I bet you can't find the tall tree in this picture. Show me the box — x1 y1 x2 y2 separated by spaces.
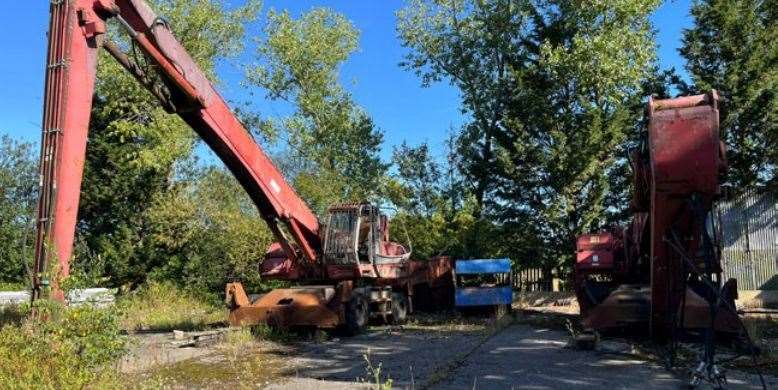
76 0 262 288
680 0 777 187
387 140 489 260
397 0 520 213
142 167 275 296
398 0 660 270
245 8 387 214
390 142 442 216
0 136 37 285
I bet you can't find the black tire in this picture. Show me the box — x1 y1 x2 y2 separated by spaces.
390 292 408 325
344 293 369 335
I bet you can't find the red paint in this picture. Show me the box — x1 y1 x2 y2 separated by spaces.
647 91 722 339
34 1 103 298
575 233 618 270
573 91 735 340
34 0 322 297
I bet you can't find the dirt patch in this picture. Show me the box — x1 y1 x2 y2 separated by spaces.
123 331 294 389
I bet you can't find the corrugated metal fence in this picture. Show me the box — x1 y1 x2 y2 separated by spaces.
715 188 778 290
510 189 777 292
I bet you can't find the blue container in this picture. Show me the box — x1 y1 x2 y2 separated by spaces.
454 258 512 307
455 258 511 274
455 286 513 306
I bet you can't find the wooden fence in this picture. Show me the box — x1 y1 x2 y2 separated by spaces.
513 268 554 292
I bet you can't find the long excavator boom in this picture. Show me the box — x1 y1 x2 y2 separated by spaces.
33 0 321 300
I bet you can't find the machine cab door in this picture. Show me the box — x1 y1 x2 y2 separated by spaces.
321 204 375 276
322 205 361 267
323 203 410 278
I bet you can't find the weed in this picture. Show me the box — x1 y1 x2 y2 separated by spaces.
0 304 26 327
117 281 226 332
0 300 127 389
312 329 329 343
729 315 778 376
225 327 255 346
249 323 294 342
361 350 393 389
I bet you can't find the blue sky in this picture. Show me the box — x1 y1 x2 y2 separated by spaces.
0 0 693 163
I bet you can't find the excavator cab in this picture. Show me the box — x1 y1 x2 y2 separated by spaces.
322 203 410 279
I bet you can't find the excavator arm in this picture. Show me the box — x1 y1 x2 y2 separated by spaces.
33 0 321 300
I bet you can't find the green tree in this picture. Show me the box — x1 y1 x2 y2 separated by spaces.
143 167 275 296
0 136 37 285
397 0 518 213
398 0 660 271
387 140 497 260
390 142 442 216
75 0 262 288
680 0 777 187
245 8 387 214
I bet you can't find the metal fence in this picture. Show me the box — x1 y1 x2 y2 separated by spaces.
510 189 777 292
513 268 553 292
715 188 778 290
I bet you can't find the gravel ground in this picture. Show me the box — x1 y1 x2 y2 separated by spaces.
438 324 775 389
275 325 488 388
272 318 776 389
123 315 776 389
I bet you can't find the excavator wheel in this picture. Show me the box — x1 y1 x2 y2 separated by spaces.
344 293 369 335
390 292 408 325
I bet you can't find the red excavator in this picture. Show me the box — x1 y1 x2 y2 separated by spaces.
32 0 453 334
574 91 762 386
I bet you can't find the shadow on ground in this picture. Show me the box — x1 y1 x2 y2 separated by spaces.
284 321 490 387
282 316 776 389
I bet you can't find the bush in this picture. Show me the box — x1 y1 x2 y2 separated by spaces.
117 281 226 332
0 304 26 328
0 282 26 291
0 301 126 389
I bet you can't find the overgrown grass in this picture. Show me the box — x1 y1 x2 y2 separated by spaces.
735 315 778 376
127 327 289 388
0 281 26 291
224 326 255 346
0 304 27 327
0 301 127 389
117 281 226 332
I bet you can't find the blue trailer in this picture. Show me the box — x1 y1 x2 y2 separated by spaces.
454 258 512 312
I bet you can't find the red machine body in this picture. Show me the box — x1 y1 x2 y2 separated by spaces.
32 0 452 331
574 91 739 340
575 233 618 272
